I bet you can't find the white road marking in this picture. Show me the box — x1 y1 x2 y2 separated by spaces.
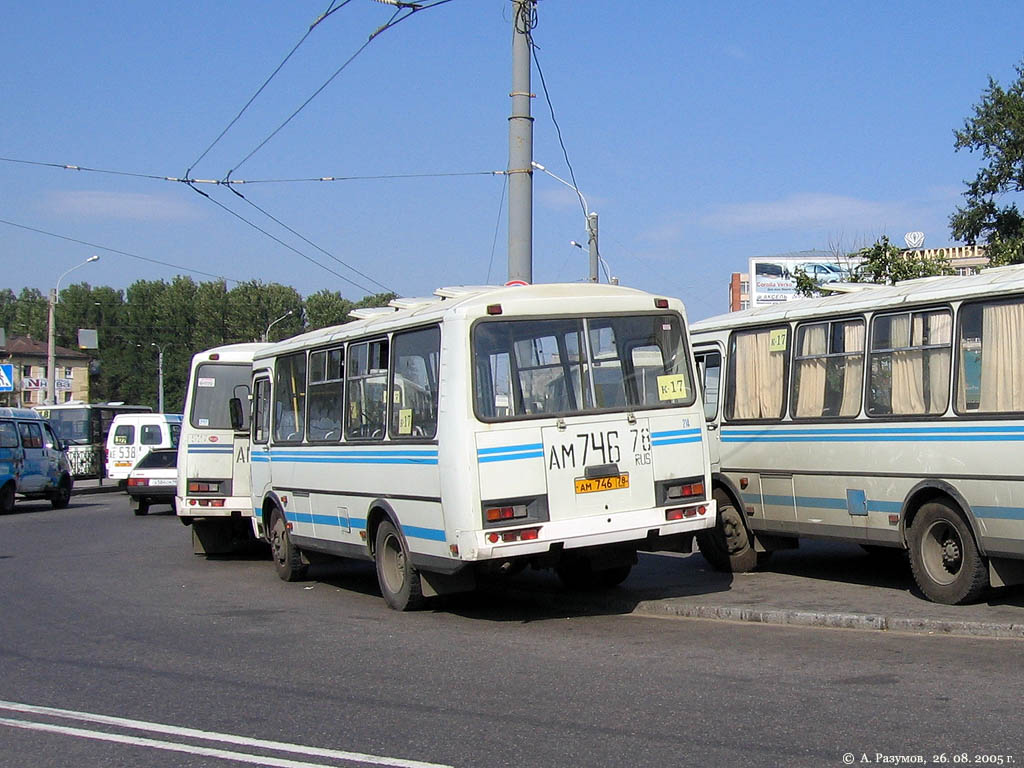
0 700 453 768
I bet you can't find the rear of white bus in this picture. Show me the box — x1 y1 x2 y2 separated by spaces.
177 348 258 554
458 291 715 584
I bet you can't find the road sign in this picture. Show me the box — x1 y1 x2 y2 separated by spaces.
0 364 13 392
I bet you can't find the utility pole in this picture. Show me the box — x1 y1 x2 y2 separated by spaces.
587 212 599 283
507 0 535 284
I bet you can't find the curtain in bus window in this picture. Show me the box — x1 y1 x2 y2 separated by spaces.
979 301 1024 412
839 322 865 416
890 314 925 414
732 329 785 419
794 324 827 418
922 312 951 414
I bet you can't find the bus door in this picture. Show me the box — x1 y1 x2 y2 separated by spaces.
249 376 272 516
694 347 722 468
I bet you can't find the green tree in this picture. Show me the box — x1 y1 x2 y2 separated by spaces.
950 62 1024 265
304 289 354 331
850 236 954 285
13 288 47 340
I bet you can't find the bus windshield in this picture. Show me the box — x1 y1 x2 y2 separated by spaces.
40 407 92 444
473 313 695 421
190 363 252 430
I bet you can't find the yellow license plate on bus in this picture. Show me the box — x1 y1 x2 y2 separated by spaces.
574 474 630 494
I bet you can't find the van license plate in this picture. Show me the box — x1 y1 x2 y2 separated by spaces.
574 474 630 494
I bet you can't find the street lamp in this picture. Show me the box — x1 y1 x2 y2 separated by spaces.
263 309 294 342
532 162 602 283
47 255 99 405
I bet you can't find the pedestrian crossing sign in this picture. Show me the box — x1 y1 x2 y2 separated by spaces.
0 364 13 392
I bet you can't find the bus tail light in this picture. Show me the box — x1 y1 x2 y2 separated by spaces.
666 481 705 500
189 481 221 493
486 527 541 544
666 505 707 521
485 504 528 523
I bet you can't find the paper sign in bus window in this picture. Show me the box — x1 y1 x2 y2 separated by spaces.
656 374 689 401
398 409 413 435
769 328 788 352
197 377 216 388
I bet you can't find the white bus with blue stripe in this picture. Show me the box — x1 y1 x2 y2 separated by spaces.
245 284 714 610
690 264 1024 604
177 342 270 554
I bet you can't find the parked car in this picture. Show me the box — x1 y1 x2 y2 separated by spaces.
125 448 178 516
106 413 182 483
0 407 73 513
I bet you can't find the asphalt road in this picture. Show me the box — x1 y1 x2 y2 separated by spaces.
2 495 1024 768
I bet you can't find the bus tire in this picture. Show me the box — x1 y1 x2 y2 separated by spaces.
908 501 988 605
697 489 759 572
0 482 14 514
374 520 424 611
50 477 72 510
270 508 307 582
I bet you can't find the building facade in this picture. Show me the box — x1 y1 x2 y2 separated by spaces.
0 335 91 407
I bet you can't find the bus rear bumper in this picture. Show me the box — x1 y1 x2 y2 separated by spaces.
176 495 255 520
457 500 716 561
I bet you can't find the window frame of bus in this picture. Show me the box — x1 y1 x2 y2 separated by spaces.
388 325 441 442
790 316 866 421
694 347 723 423
306 344 345 443
865 305 953 419
272 352 308 444
953 296 1024 418
345 337 390 441
251 376 272 445
470 311 697 424
723 324 792 423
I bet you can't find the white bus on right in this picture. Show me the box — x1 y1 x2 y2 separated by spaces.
690 264 1024 604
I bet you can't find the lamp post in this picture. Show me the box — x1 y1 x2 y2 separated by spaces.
263 309 294 342
151 343 166 413
532 162 601 282
48 255 99 405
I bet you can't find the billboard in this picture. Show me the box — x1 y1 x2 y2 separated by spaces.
749 251 859 307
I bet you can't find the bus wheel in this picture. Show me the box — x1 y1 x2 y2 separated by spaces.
375 520 424 611
697 490 758 572
51 477 72 510
908 502 988 605
0 483 14 514
270 508 307 582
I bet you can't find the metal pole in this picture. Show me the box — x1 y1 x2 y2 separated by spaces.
157 347 164 413
46 288 56 405
587 212 599 283
507 0 534 284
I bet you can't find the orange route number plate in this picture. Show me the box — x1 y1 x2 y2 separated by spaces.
574 474 630 494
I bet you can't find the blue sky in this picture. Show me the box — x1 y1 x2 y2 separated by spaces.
2 0 1022 320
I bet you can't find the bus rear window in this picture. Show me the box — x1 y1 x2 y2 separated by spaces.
473 314 693 421
190 363 253 430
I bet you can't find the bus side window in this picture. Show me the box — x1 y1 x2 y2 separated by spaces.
252 378 272 445
273 352 307 443
389 327 440 440
695 350 721 422
726 326 790 421
346 339 389 440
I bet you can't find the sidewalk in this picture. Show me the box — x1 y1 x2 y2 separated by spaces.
501 541 1024 638
71 477 123 495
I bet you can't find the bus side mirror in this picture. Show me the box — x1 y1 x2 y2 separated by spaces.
229 398 245 432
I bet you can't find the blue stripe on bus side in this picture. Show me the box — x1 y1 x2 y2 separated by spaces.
722 425 1024 443
477 443 544 463
286 512 438 539
186 445 233 453
744 493 1024 520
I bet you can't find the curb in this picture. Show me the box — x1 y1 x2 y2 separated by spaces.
506 587 1024 639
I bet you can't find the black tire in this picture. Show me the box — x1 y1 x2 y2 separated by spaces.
908 501 988 605
697 489 759 572
51 477 72 510
555 557 632 591
133 499 149 516
269 507 307 582
374 520 424 611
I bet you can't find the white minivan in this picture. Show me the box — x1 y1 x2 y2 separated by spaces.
106 413 182 481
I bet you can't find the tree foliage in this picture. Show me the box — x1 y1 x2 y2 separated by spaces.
950 62 1024 265
849 236 954 285
1 279 395 413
